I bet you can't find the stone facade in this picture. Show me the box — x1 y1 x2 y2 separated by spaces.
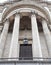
0 0 51 61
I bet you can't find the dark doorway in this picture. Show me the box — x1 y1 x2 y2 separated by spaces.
19 44 33 60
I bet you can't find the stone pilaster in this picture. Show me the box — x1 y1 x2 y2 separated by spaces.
9 14 20 59
31 14 42 59
0 20 9 58
42 20 51 57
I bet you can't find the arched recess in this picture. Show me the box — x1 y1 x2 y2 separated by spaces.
1 1 51 23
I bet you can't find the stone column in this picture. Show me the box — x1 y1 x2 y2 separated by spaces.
31 14 42 59
9 14 20 59
0 20 9 58
42 20 51 57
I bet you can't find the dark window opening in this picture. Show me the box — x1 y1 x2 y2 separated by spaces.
8 19 14 33
19 44 33 60
37 19 43 32
20 16 31 30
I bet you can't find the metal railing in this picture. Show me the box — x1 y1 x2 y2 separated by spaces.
0 57 51 65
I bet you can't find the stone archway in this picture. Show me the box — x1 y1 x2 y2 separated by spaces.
2 0 50 23
0 0 51 59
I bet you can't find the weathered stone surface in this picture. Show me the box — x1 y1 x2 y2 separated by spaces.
9 14 20 59
31 14 42 58
42 20 51 57
0 20 9 58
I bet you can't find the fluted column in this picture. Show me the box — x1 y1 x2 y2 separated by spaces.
31 14 42 59
0 20 9 58
9 14 20 59
42 20 51 57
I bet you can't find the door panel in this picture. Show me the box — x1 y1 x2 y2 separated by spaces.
19 44 33 60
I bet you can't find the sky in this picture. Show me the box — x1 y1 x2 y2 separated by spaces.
0 0 51 3
48 0 51 1
0 0 7 3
